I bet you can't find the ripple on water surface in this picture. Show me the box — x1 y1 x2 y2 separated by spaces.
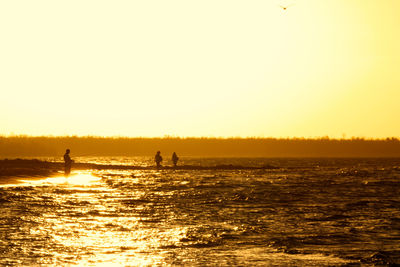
1 158 400 266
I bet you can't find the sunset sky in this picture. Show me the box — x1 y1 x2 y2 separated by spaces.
1 0 399 138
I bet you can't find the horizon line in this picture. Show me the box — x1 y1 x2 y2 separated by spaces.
1 134 399 141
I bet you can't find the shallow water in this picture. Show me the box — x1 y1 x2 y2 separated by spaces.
1 158 400 266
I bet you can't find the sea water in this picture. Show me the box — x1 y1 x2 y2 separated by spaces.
0 157 399 266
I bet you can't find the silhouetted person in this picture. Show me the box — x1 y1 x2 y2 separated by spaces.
172 152 179 167
155 151 163 167
64 149 73 176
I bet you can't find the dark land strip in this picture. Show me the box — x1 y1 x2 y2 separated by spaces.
0 159 278 181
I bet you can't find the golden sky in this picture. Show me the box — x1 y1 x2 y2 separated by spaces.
1 0 399 138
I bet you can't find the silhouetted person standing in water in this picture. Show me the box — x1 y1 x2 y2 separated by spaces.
155 151 163 167
172 152 179 167
64 149 73 176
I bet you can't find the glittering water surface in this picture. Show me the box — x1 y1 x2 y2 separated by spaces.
1 158 400 266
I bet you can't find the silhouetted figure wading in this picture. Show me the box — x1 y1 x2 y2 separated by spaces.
155 151 163 167
172 152 179 167
64 149 74 176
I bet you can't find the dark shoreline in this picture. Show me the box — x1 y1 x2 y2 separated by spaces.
0 159 278 181
0 159 60 182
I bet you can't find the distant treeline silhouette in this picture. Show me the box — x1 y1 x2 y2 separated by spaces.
0 136 399 157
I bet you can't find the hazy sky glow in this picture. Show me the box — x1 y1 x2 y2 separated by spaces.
1 0 399 138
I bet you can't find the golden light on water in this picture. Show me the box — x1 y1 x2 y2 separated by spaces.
1 158 396 265
11 171 192 265
19 173 101 186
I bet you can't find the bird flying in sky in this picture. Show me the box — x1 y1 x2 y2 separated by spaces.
279 4 294 11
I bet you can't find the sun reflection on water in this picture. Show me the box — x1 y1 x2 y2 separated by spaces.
42 216 187 265
22 173 100 186
2 158 397 266
12 170 190 266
